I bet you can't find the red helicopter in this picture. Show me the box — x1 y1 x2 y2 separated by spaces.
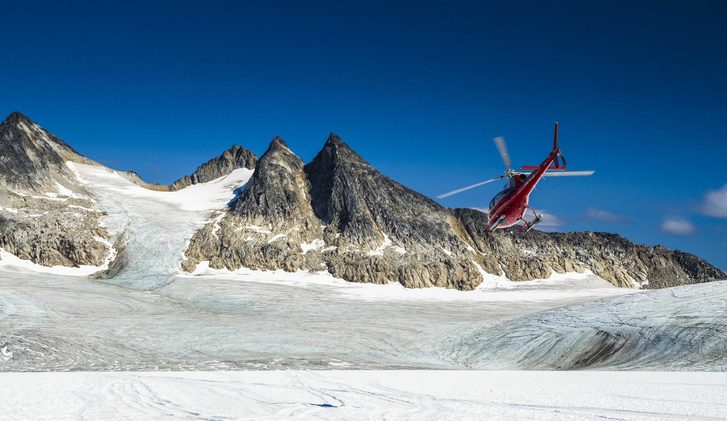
438 123 594 232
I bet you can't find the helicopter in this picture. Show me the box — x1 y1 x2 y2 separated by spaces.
438 123 594 232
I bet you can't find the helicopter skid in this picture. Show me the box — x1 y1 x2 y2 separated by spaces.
519 208 543 233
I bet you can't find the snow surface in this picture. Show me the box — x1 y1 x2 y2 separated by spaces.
185 264 635 302
1 160 726 418
0 164 253 279
63 162 253 287
0 262 638 371
442 279 727 371
1 371 726 420
0 247 116 277
3 160 721 373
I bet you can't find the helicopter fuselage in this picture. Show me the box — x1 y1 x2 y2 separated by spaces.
486 144 561 230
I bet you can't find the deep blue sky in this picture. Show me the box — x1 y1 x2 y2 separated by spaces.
2 0 726 269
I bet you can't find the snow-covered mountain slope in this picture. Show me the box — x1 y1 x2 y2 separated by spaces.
0 112 113 270
3 370 726 420
66 162 253 289
441 279 727 370
170 144 256 190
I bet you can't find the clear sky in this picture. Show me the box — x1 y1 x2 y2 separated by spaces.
2 0 726 269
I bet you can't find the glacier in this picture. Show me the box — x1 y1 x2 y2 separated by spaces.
1 161 726 419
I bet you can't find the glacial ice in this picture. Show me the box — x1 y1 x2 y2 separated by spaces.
0 161 724 374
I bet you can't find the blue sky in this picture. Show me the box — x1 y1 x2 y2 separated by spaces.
2 0 726 269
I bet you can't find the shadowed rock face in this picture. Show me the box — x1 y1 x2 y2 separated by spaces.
305 134 482 288
0 112 92 193
0 112 111 268
170 145 256 191
182 133 726 289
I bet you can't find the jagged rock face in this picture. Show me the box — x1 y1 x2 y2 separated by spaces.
0 112 112 269
231 138 312 223
454 208 726 288
304 134 483 288
0 204 110 267
181 137 323 273
182 134 493 289
170 145 256 190
0 112 92 193
183 134 485 289
182 133 725 290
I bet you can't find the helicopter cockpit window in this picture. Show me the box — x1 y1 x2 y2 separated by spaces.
489 188 511 209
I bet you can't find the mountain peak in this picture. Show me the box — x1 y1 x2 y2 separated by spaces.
169 143 257 190
230 135 316 227
313 133 371 170
267 136 290 152
325 132 345 146
1 111 33 127
0 111 91 191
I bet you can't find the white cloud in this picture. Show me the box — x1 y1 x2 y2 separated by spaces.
660 216 696 235
468 207 562 232
585 207 629 223
535 210 563 232
702 183 727 218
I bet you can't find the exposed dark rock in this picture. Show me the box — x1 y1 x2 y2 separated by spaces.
0 112 112 269
182 133 725 290
304 133 482 288
181 137 322 273
170 145 256 190
3 112 720 288
0 112 91 193
454 208 725 288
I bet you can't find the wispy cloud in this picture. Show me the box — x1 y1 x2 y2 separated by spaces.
585 207 630 223
701 183 727 218
660 216 696 235
468 207 563 232
536 210 563 232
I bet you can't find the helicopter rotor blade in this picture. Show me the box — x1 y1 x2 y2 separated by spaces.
541 170 595 177
493 136 511 171
436 176 505 199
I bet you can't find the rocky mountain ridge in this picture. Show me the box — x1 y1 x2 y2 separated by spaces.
181 133 726 290
0 112 111 268
0 112 723 288
170 145 256 190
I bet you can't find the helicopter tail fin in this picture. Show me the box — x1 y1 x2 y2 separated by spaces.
521 121 565 171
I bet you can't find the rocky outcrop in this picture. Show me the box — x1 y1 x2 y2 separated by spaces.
181 137 323 273
181 133 726 289
117 170 171 192
182 134 484 288
3 112 720 287
454 208 725 288
0 112 93 193
304 133 483 288
0 112 112 269
170 145 256 190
